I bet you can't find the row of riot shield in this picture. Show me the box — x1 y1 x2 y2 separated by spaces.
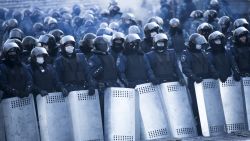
1 77 249 141
37 91 103 141
194 77 250 137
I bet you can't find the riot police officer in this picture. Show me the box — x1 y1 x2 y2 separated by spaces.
110 32 125 62
21 36 37 64
145 33 185 85
181 33 218 135
88 36 120 92
79 33 96 60
218 16 233 45
49 29 64 45
207 31 241 82
0 42 33 99
117 34 148 88
203 10 220 30
88 36 120 122
9 28 24 41
197 22 214 43
28 47 67 96
233 18 249 30
231 27 250 77
141 22 160 53
189 10 203 35
55 35 95 96
168 18 188 58
38 34 59 64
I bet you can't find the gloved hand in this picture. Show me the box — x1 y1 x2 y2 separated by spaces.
88 87 95 96
179 78 186 86
151 78 160 85
40 90 48 97
233 72 241 81
61 88 68 97
190 75 202 83
220 75 228 82
6 87 19 96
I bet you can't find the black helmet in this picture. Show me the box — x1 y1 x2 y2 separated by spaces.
112 32 125 45
197 22 214 39
169 18 180 27
233 27 249 45
190 10 203 19
33 22 44 32
93 36 109 54
9 28 24 40
218 16 231 31
147 16 164 27
3 42 21 57
22 36 37 52
38 34 57 51
49 29 64 43
31 47 48 58
124 34 141 52
3 19 18 31
144 22 159 38
233 18 249 29
5 38 23 52
203 10 217 22
60 35 76 46
188 33 208 51
208 31 226 51
153 33 168 51
79 33 96 53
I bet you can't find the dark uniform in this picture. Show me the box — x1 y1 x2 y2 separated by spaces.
207 31 241 82
181 33 218 135
110 32 125 62
79 33 96 60
231 27 250 77
0 42 32 99
117 34 149 88
141 22 160 53
55 35 95 96
27 47 66 97
145 33 185 85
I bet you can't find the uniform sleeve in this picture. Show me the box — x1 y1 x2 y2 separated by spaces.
88 55 103 79
173 52 184 80
116 54 127 81
144 53 157 81
181 51 195 78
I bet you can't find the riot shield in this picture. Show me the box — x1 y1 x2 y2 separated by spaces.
0 102 5 141
135 83 171 140
159 82 198 138
2 94 40 141
67 90 104 141
194 79 226 137
36 92 74 141
104 87 138 141
219 77 247 133
242 77 250 131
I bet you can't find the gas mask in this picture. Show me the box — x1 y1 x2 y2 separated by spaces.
65 45 74 54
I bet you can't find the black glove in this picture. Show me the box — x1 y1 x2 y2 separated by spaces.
40 90 48 97
151 78 160 85
179 78 186 86
61 88 68 97
220 75 228 83
233 72 241 81
5 87 19 96
190 75 202 83
212 73 219 80
88 87 95 96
